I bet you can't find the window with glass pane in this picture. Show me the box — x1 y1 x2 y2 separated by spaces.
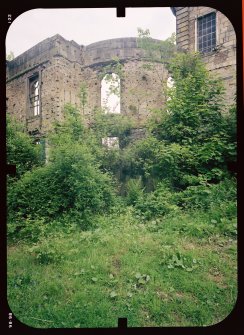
197 12 216 53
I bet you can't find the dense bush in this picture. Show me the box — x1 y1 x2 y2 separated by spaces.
8 143 116 224
125 177 144 205
133 137 198 189
7 114 42 179
8 106 117 238
129 176 236 223
125 53 237 189
135 181 179 220
174 177 237 215
90 109 135 142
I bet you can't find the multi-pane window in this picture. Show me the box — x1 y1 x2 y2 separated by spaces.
101 73 120 113
197 12 216 53
29 74 40 116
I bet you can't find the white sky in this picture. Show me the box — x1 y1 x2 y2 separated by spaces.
6 7 176 58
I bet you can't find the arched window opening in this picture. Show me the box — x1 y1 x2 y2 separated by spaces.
101 73 120 114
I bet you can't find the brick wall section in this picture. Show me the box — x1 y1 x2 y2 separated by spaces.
6 35 168 135
173 6 236 106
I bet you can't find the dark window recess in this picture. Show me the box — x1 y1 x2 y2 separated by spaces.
197 12 216 53
29 74 40 116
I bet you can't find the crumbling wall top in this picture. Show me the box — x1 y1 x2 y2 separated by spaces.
6 35 163 79
6 34 84 80
84 37 162 66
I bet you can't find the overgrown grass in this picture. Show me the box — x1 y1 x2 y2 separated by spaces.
7 206 237 328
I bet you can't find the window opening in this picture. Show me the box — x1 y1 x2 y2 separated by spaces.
101 73 120 113
29 74 40 116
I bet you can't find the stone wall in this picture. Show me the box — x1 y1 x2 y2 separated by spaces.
173 6 236 106
6 55 82 135
6 34 83 80
6 35 168 136
84 38 144 66
120 60 167 122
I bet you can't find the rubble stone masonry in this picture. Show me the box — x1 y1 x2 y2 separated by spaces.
6 34 167 136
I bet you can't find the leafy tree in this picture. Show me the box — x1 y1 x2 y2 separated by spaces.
90 109 135 144
130 52 236 188
153 52 225 144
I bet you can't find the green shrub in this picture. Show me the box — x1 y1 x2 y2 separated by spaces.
174 178 236 213
28 239 63 265
125 177 144 205
135 182 179 220
145 53 236 187
8 143 116 234
7 216 46 243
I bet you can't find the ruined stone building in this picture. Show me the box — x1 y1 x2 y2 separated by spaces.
6 7 236 147
171 6 236 105
6 35 168 142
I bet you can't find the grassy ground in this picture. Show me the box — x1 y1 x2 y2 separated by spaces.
7 208 237 328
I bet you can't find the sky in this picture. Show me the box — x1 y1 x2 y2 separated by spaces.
6 8 176 58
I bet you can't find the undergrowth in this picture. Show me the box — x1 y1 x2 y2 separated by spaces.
8 197 237 327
